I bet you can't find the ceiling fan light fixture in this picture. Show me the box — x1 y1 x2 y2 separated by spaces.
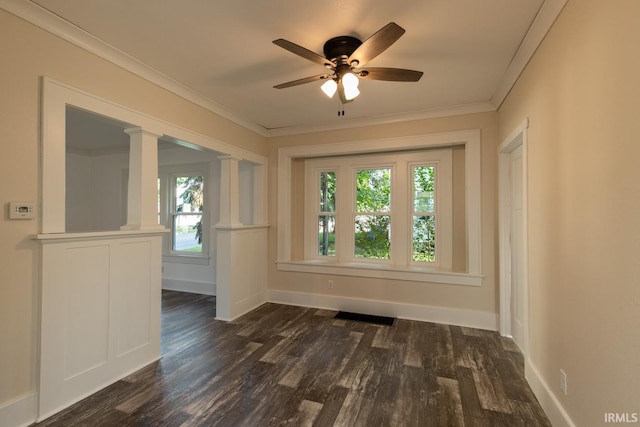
273 23 421 107
341 72 360 100
343 85 360 101
321 79 338 98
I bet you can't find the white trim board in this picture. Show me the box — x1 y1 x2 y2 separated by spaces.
0 392 36 427
526 360 576 427
162 278 216 296
40 77 268 233
498 118 530 356
267 289 498 331
491 0 569 108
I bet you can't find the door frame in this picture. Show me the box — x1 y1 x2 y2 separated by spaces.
498 118 530 355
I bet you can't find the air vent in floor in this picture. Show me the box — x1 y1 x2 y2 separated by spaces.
334 311 396 326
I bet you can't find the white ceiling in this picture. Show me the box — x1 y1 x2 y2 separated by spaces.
21 0 564 135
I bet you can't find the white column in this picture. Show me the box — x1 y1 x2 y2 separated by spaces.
217 155 242 227
122 128 164 230
252 163 267 225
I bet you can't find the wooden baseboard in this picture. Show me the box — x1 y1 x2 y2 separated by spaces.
267 289 498 331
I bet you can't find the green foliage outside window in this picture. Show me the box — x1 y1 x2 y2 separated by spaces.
355 169 391 259
176 176 204 249
413 166 436 262
318 172 336 256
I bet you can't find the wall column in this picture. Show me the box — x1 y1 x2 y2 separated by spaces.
215 155 267 321
122 127 164 230
217 155 242 227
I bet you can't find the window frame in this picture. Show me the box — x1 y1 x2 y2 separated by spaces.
316 169 338 257
304 150 452 269
352 164 393 264
158 163 209 263
279 130 483 287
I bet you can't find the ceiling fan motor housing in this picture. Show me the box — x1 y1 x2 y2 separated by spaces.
323 36 362 65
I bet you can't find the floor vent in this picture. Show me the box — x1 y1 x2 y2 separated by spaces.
334 311 396 326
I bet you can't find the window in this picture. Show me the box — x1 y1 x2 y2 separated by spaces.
158 164 209 261
278 130 482 286
304 150 452 269
354 168 391 260
171 175 204 253
412 165 436 263
317 171 336 256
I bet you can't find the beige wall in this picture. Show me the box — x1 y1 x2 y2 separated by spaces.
498 0 640 425
0 9 266 406
9 1 639 423
267 112 499 313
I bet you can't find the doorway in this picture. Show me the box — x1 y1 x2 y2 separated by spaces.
499 119 529 354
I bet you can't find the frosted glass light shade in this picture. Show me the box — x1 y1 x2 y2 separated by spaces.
321 79 338 98
342 72 360 100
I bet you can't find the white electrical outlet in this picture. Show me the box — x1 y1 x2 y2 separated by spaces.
560 369 568 395
327 280 334 289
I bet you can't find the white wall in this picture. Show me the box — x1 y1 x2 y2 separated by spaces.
65 152 93 231
66 151 129 232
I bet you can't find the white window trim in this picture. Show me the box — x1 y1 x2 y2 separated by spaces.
304 150 453 269
277 130 483 286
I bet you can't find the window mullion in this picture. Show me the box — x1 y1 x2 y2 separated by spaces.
303 166 316 259
393 162 408 265
336 165 351 262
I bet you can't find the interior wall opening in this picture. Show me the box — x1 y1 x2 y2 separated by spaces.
64 106 222 344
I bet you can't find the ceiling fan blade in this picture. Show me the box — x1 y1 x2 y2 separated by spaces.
357 67 423 82
348 22 405 68
274 74 332 89
273 39 332 67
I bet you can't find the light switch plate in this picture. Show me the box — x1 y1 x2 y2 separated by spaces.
9 202 36 219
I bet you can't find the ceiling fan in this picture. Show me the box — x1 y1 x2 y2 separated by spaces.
273 22 423 105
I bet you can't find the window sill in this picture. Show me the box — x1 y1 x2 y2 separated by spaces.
276 260 483 286
163 254 210 265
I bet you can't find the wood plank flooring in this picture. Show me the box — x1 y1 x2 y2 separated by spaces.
35 291 550 426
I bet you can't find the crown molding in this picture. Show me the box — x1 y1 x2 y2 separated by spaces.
0 0 270 136
2 0 567 138
492 0 569 108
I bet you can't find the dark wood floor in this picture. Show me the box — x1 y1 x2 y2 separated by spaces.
35 291 550 426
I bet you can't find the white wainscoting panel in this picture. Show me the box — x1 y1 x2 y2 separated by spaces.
37 233 163 421
63 244 111 380
216 226 268 321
